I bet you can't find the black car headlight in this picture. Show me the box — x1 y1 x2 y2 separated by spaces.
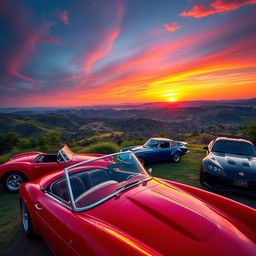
207 164 225 176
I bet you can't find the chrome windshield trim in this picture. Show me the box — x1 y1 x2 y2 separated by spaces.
45 192 72 211
73 177 152 212
64 151 149 212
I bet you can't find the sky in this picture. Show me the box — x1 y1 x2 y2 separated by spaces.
0 0 256 107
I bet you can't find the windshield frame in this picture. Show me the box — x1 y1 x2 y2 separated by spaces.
57 145 74 163
144 139 160 149
64 152 151 212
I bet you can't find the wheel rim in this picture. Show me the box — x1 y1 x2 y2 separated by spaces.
6 174 23 191
173 153 180 162
21 202 29 232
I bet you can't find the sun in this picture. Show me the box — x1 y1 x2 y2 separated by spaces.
168 97 176 103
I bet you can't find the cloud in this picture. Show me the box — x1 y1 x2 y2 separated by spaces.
180 0 256 18
70 0 125 88
1 6 65 89
56 10 69 25
40 35 65 44
163 22 181 32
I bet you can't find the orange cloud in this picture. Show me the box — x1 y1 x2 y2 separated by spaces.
57 10 69 25
163 22 181 32
73 0 125 88
6 34 42 88
180 0 256 18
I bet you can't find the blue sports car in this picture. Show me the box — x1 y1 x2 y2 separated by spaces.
121 138 189 165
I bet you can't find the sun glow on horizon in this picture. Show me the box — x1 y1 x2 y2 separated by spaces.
168 97 177 102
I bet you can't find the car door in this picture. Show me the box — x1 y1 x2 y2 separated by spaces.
156 142 172 161
32 161 70 180
33 191 77 255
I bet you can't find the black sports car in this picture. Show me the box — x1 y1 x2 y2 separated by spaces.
200 137 256 196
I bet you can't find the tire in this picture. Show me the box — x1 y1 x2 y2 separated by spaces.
3 171 27 193
20 199 34 237
172 152 181 163
199 170 205 186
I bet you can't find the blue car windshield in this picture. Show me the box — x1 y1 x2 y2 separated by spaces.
144 139 159 149
212 141 256 156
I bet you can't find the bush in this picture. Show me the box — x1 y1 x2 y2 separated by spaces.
199 133 214 145
79 142 120 154
244 124 256 144
120 139 146 148
0 153 12 164
0 132 20 154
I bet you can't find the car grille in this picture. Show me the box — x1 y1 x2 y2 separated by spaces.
202 171 256 193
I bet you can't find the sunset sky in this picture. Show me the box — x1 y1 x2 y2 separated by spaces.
1 0 256 107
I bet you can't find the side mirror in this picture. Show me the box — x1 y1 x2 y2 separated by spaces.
148 168 153 175
203 146 208 150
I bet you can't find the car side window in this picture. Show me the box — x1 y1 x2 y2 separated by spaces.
159 142 170 148
170 142 177 147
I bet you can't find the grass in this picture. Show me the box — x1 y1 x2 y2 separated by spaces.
0 144 255 255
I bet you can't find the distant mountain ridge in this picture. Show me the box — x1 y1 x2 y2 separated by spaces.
0 98 255 114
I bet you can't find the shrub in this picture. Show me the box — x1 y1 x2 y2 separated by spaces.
0 132 20 154
244 124 256 144
199 133 214 145
0 153 12 164
79 142 120 154
120 139 146 148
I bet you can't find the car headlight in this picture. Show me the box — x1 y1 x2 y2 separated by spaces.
207 164 225 176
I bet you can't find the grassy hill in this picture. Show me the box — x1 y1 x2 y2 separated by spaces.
1 105 256 143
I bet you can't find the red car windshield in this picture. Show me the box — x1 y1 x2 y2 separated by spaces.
57 145 74 162
65 152 150 211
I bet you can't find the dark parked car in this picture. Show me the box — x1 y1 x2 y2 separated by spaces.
200 137 256 196
121 138 189 165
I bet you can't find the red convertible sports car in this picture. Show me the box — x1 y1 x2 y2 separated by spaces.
20 152 256 256
0 145 103 192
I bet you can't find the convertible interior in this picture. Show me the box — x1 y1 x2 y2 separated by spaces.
35 154 58 163
48 167 136 206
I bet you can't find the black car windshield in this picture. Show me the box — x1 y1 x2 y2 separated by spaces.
65 152 150 211
212 140 256 156
144 139 159 149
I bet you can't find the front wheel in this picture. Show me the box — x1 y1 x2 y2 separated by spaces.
3 171 27 193
20 199 34 237
172 152 181 163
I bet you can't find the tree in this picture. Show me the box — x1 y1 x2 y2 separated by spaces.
0 132 20 154
244 124 256 144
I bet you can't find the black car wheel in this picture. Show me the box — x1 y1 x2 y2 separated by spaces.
3 171 27 193
20 199 34 237
199 171 205 186
172 152 181 163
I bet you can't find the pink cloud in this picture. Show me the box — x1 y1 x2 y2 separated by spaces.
40 35 65 44
72 0 125 88
163 22 181 32
56 10 69 25
180 0 256 18
5 20 65 87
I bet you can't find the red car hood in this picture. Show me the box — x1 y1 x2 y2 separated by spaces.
83 179 256 255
